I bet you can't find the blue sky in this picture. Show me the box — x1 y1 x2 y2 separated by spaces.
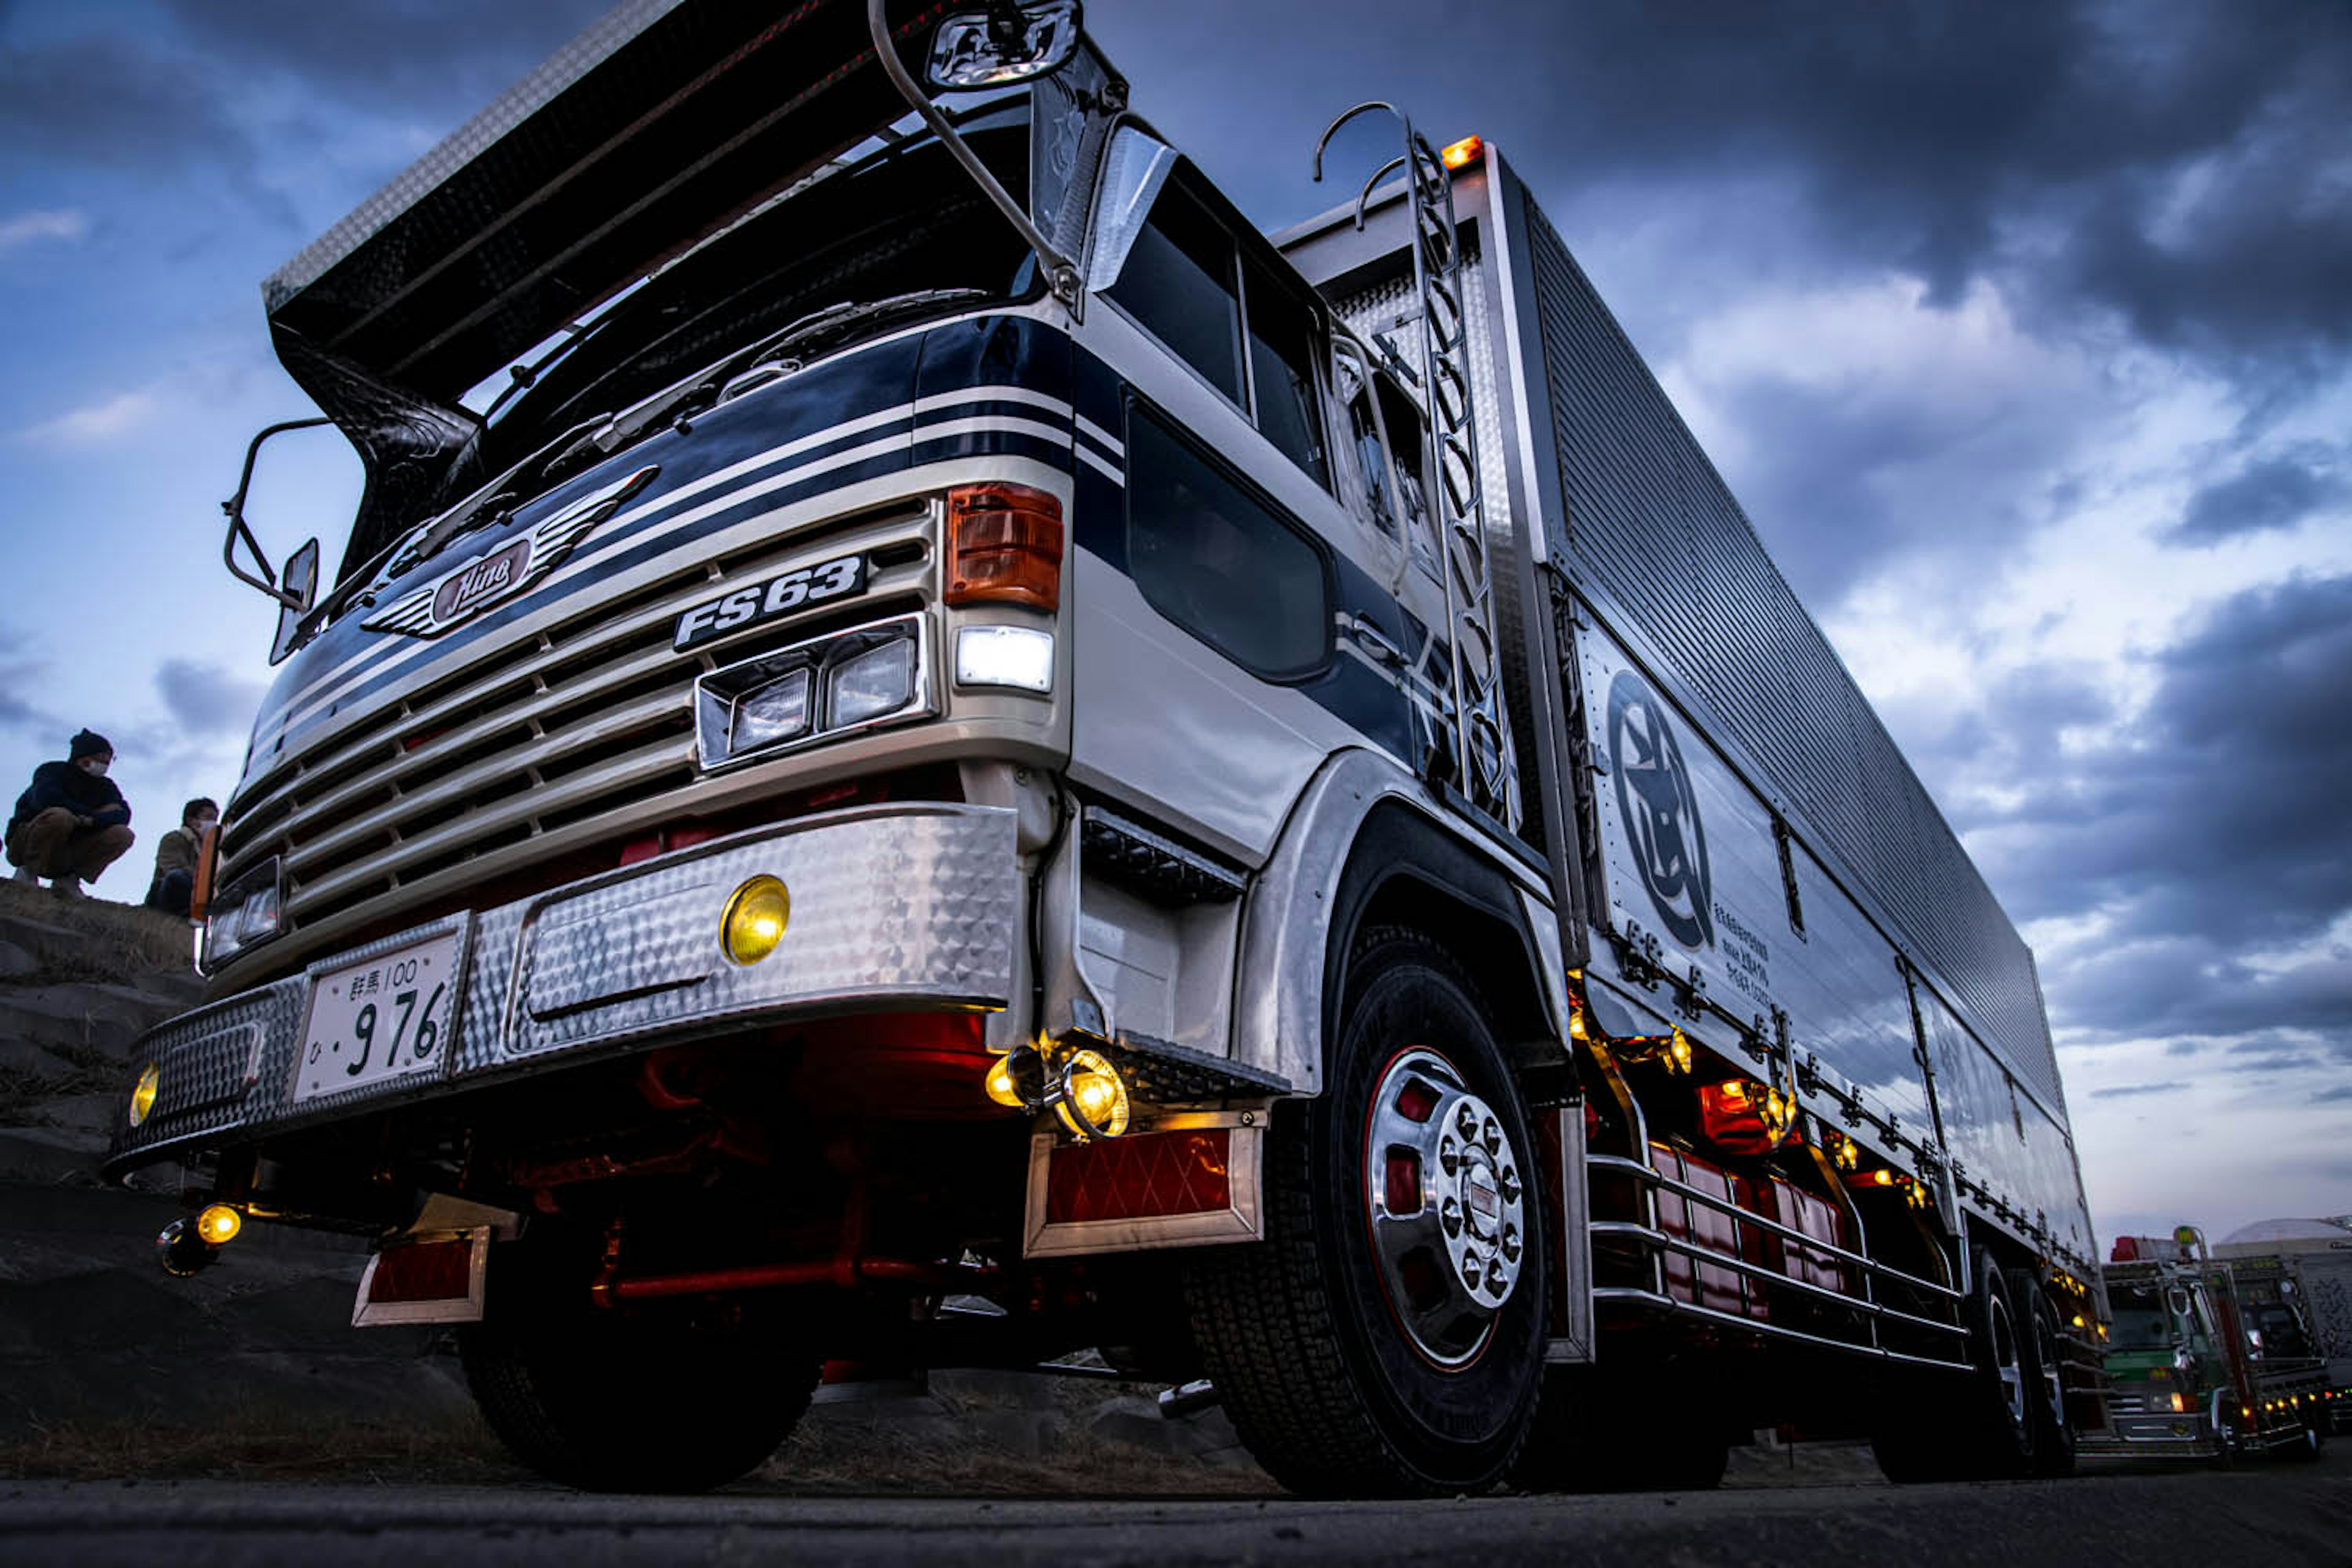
1 1 2346 1244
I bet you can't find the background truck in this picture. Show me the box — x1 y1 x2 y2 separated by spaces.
2090 1229 2331 1461
2217 1217 2352 1433
108 0 2106 1496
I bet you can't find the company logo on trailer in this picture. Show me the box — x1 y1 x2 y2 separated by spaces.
1607 671 1714 949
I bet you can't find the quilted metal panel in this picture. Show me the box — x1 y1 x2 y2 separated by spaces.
1517 186 2065 1117
107 804 1019 1176
114 981 303 1159
506 805 1017 1057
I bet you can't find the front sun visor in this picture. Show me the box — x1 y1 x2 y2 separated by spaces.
263 0 968 409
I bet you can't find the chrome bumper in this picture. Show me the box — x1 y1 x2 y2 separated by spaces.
107 803 1019 1175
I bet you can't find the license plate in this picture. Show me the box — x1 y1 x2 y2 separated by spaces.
292 933 460 1102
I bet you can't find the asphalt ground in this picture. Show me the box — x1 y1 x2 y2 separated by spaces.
4 1448 2347 1567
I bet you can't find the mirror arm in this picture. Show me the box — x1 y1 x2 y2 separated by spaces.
864 0 1084 308
222 417 333 609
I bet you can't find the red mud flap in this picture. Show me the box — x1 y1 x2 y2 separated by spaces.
352 1227 491 1327
1021 1121 1263 1257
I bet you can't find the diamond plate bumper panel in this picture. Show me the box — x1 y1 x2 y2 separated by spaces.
107 804 1019 1177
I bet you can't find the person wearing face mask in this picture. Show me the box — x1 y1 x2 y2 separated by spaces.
6 729 135 899
143 796 218 917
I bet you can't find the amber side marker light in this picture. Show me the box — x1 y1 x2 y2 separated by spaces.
1441 135 1484 171
946 483 1063 610
195 1204 243 1246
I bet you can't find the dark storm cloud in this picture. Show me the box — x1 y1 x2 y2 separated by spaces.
2169 447 2346 543
0 33 251 177
1962 574 2352 1044
156 0 610 108
155 660 265 739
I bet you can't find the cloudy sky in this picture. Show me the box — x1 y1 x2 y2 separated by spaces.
1 1 2345 1245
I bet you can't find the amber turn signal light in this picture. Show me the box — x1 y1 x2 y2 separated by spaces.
946 483 1063 611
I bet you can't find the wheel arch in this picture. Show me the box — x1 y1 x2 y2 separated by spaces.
1231 748 1568 1096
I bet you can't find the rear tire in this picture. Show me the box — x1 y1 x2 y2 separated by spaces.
1872 1248 2036 1481
2008 1268 2077 1478
459 1228 820 1492
1184 928 1546 1496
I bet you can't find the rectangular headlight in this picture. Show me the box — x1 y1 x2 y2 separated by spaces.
731 669 810 752
826 637 918 729
954 625 1054 693
202 856 282 970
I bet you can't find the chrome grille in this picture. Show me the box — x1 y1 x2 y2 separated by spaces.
214 503 933 982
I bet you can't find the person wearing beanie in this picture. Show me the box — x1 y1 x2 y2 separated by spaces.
6 730 135 899
143 795 218 917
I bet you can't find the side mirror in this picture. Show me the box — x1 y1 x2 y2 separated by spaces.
927 1 1081 90
269 537 320 666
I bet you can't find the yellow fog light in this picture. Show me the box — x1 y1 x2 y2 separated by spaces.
1054 1048 1129 1140
983 1055 1024 1109
195 1204 243 1246
129 1063 160 1127
720 875 791 965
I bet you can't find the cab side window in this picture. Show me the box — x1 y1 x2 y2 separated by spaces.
1106 179 1244 404
1106 175 1330 488
1242 257 1328 488
1126 403 1330 680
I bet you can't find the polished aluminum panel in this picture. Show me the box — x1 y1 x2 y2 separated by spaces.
1514 188 2063 1118
110 805 1019 1174
1574 621 1926 1137
507 805 1016 1057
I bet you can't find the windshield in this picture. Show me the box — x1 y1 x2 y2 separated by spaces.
2108 1284 2177 1351
481 117 1036 475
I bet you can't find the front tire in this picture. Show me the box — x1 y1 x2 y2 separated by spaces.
1185 928 1547 1496
459 1229 820 1492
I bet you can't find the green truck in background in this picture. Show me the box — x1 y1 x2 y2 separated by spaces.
2089 1226 2334 1462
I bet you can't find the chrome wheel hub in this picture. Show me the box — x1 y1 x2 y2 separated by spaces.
1989 1295 2027 1426
1365 1048 1526 1367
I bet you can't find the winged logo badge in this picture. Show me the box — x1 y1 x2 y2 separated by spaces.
363 466 658 638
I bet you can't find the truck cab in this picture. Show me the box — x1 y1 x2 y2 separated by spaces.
2091 1230 2329 1461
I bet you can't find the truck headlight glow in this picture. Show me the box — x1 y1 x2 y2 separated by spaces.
954 625 1054 693
720 875 791 965
827 637 918 728
129 1062 159 1127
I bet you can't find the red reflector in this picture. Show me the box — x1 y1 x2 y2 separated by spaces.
1384 1148 1423 1215
367 1237 473 1304
1393 1079 1439 1123
946 482 1062 610
1044 1128 1231 1224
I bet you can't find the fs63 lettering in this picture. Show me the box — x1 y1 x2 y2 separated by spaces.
674 554 866 651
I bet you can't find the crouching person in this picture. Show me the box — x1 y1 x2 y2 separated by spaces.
7 729 134 899
144 796 217 917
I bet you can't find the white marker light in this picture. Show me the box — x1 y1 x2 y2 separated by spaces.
955 625 1055 693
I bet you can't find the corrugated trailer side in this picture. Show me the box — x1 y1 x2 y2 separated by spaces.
1476 149 2094 1272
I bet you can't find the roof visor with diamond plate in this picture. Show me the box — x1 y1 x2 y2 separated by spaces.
265 0 976 407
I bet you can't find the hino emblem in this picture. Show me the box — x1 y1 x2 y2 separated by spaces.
1607 669 1714 950
364 466 657 638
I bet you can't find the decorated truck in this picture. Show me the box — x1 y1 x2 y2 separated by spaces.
109 0 2105 1494
2216 1219 2352 1434
2090 1229 2331 1461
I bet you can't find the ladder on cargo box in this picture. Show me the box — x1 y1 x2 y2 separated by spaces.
1315 105 1521 835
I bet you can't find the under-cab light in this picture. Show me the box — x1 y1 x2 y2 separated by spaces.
955 625 1055 693
195 1204 243 1246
